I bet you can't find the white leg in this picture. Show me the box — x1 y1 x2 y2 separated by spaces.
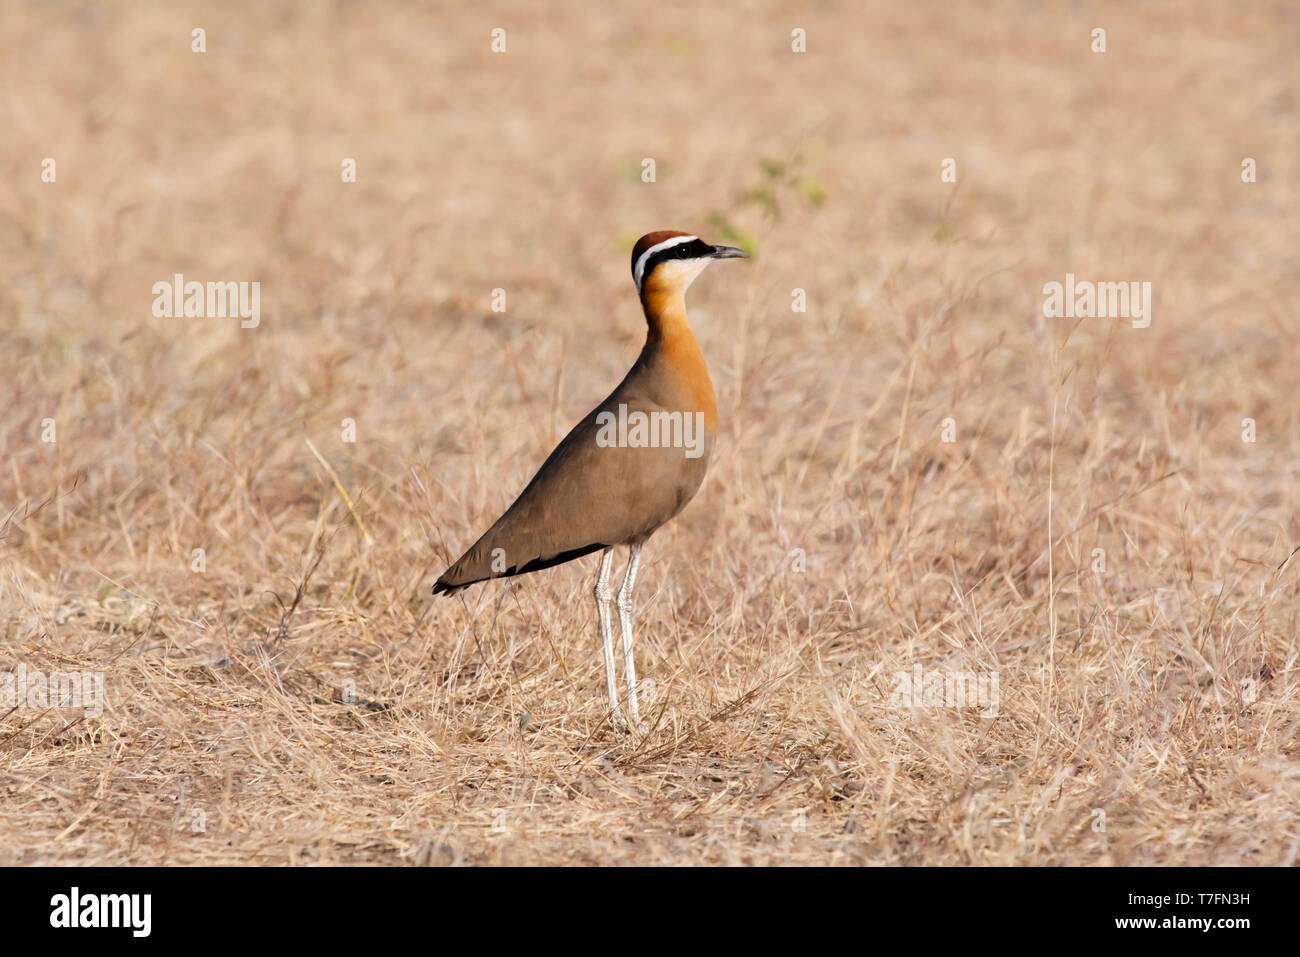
617 544 644 731
593 547 623 726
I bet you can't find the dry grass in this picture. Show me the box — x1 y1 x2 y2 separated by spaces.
2 0 1298 865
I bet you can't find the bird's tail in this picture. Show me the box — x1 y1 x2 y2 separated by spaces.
431 548 486 595
432 535 606 596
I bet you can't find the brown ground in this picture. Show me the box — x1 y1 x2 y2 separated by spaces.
1 1 1298 865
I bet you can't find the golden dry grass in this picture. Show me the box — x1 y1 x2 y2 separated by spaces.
2 0 1298 865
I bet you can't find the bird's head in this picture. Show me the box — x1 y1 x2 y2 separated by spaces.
631 231 747 303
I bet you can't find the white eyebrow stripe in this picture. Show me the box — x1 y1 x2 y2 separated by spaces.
633 235 699 290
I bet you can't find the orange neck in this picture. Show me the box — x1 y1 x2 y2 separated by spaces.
640 283 718 432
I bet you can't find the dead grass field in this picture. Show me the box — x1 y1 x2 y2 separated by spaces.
2 1 1298 865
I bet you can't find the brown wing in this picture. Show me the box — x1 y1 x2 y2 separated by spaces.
433 395 712 595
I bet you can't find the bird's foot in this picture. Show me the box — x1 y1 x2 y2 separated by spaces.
610 711 649 736
625 710 650 736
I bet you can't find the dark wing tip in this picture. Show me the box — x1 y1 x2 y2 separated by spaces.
431 575 464 597
432 541 608 596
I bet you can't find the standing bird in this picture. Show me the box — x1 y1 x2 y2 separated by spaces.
433 231 747 731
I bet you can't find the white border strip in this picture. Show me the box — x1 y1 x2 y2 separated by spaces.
633 235 699 291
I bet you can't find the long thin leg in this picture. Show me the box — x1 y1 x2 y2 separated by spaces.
617 544 644 730
593 547 622 725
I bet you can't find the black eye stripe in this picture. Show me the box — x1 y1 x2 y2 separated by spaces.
644 239 713 278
